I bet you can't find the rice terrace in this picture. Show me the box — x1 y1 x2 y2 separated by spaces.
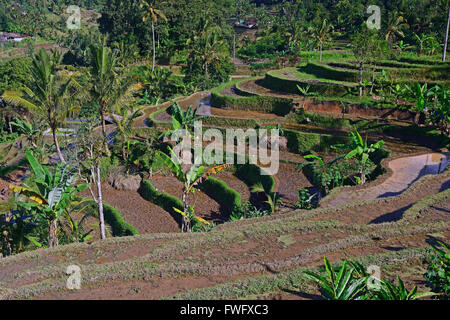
0 0 449 305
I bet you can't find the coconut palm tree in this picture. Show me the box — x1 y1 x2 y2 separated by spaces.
186 22 228 79
311 19 333 61
385 12 408 43
443 2 450 61
112 103 147 161
88 39 142 156
140 0 168 72
2 49 81 164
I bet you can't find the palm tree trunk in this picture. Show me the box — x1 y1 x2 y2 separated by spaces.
359 62 364 97
152 20 156 73
101 109 111 157
52 127 66 164
443 3 450 61
370 66 376 94
97 165 106 240
320 43 323 61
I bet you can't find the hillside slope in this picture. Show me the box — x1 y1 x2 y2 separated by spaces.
0 162 448 300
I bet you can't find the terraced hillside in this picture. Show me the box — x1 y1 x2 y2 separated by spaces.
1 52 448 300
0 158 448 300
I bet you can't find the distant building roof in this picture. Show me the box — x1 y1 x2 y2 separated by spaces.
234 18 258 29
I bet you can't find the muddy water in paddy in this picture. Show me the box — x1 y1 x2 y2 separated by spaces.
326 152 450 208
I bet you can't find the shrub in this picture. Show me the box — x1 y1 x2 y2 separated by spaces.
284 129 349 154
139 180 184 226
296 188 319 210
200 177 241 213
263 71 353 96
229 202 270 221
299 62 360 82
0 57 33 95
235 164 275 195
202 116 260 128
302 158 367 194
103 204 139 237
290 108 352 129
424 241 450 299
210 89 294 116
192 221 216 233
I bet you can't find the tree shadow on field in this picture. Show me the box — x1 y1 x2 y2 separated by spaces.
369 204 413 224
281 288 325 300
425 235 446 247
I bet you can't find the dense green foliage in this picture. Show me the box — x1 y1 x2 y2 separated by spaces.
139 179 184 226
0 57 33 95
102 204 139 237
424 241 450 299
200 177 242 213
304 256 435 300
235 164 275 195
284 129 349 154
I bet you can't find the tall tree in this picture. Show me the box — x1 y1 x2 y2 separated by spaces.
443 2 450 61
385 11 408 43
311 19 333 61
88 39 141 156
76 116 108 240
2 49 81 163
140 0 168 72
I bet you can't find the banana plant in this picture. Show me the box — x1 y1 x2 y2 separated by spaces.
332 127 385 185
372 277 435 300
62 210 93 243
112 103 147 161
156 148 229 232
425 85 450 135
173 206 210 232
10 118 43 149
424 240 450 297
405 82 429 112
390 83 406 106
160 102 207 140
250 182 280 215
361 79 373 96
414 33 432 57
9 150 88 247
297 85 311 109
303 257 367 300
296 154 325 170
